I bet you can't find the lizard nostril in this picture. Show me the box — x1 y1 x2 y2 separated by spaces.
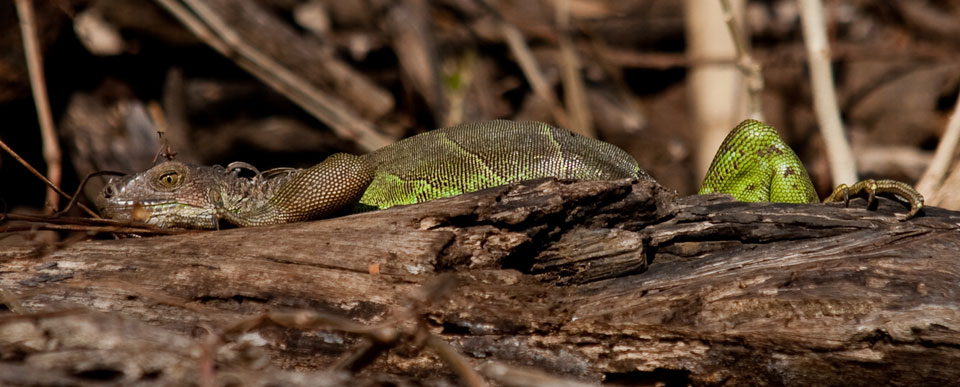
103 185 115 199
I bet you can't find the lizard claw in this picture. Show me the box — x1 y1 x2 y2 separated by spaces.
823 179 923 220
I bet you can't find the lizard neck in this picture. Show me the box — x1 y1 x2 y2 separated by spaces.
218 153 375 227
215 165 301 227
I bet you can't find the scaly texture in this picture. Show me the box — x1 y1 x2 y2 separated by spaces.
698 119 923 217
100 120 646 228
698 119 819 203
221 153 374 226
99 119 923 229
823 179 924 218
358 120 647 209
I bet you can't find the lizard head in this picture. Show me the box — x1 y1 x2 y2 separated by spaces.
98 161 229 229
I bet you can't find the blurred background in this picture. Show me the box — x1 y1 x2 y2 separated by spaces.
1 0 958 219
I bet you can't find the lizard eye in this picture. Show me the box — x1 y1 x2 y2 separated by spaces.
157 171 183 188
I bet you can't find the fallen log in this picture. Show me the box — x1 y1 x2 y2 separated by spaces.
1 178 958 386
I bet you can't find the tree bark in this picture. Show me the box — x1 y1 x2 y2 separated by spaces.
1 178 958 386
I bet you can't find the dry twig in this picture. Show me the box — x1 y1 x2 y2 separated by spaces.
719 0 764 120
0 213 187 235
153 0 392 151
555 0 594 137
0 138 99 218
14 0 62 214
798 0 858 185
684 0 748 180
220 275 490 386
480 362 599 387
477 0 574 132
916 85 960 200
385 0 447 125
500 23 573 131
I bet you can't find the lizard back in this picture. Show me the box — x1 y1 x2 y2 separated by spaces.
358 120 647 209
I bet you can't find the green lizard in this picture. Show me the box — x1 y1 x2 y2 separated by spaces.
97 119 922 229
698 119 922 217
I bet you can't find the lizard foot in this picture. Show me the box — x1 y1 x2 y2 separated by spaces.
822 179 924 220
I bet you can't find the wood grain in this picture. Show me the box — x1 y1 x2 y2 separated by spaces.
1 178 958 385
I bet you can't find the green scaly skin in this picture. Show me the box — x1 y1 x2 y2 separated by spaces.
98 119 922 229
698 119 819 203
99 120 647 228
699 119 923 218
357 120 647 210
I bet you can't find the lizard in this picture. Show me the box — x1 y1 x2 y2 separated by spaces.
698 119 922 217
97 119 923 229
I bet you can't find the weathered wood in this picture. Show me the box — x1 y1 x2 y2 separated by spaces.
1 178 959 386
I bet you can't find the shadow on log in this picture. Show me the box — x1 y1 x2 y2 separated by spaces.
1 178 959 385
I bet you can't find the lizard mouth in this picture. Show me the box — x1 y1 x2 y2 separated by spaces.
101 200 218 229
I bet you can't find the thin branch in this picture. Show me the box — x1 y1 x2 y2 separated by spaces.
480 362 599 387
554 0 594 137
3 213 141 227
385 1 447 125
426 335 490 387
916 86 960 198
15 0 62 214
218 275 493 385
684 0 748 181
719 0 764 120
54 171 123 218
0 213 188 235
0 223 173 235
0 137 99 218
500 24 572 130
153 0 392 151
491 7 573 131
798 0 858 185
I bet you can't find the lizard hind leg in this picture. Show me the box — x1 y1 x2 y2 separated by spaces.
822 179 924 219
